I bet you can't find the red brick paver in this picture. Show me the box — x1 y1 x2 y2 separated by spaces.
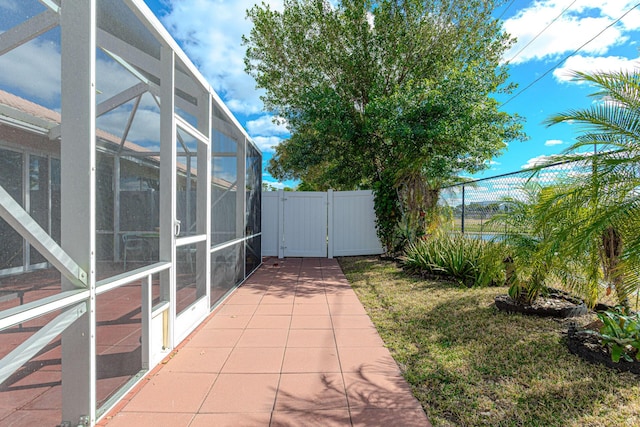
99 258 431 427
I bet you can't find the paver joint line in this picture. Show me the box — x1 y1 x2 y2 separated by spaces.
99 258 431 426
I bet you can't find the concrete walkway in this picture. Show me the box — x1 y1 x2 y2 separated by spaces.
99 258 431 427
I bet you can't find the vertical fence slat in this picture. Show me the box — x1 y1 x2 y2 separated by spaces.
261 190 383 258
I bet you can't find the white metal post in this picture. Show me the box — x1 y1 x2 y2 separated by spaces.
23 153 30 271
196 92 211 304
278 189 284 259
141 275 151 370
327 189 334 259
236 134 246 273
60 0 97 425
159 45 176 350
47 156 53 245
185 154 192 234
242 137 248 278
113 156 121 262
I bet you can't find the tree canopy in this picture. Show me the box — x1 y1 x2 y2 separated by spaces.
244 0 526 251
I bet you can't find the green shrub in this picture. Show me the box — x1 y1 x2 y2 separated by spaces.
403 233 505 287
593 307 640 362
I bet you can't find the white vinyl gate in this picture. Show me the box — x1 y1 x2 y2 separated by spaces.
261 190 384 258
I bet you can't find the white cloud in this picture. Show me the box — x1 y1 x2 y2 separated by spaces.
225 93 265 115
252 135 282 152
262 179 287 189
553 54 640 82
0 0 19 12
246 115 289 136
0 37 60 103
544 139 563 146
503 1 640 65
521 152 594 171
96 108 161 145
521 154 560 169
96 56 151 104
458 183 530 203
245 114 289 152
161 0 284 115
0 0 294 157
490 176 537 190
0 29 161 111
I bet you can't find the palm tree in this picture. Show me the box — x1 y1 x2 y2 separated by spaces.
540 69 640 307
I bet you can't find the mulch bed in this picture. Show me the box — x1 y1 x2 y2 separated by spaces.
566 323 640 374
494 290 588 318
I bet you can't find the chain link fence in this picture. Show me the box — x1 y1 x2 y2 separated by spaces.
438 158 592 239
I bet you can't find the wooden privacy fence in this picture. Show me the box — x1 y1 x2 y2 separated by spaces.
261 190 384 258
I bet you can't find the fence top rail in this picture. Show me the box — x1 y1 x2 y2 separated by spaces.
439 158 586 190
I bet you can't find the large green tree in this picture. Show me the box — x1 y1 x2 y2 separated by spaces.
244 0 525 252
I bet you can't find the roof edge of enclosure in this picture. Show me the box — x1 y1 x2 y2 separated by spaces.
127 0 257 150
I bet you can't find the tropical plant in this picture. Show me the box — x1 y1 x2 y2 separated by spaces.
486 182 563 305
539 69 640 308
403 232 505 288
592 307 640 363
244 0 526 253
379 171 460 256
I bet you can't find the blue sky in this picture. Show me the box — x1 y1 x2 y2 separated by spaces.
142 0 640 187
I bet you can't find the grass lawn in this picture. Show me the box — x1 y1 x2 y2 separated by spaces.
338 256 640 427
452 217 505 234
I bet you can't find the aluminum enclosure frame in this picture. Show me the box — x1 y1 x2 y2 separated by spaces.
0 1 262 425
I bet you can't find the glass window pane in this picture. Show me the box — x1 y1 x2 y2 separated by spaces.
173 55 201 129
96 153 114 232
117 158 160 273
96 284 143 410
51 159 61 245
211 130 238 245
245 143 261 236
0 1 61 113
176 127 198 238
0 310 64 425
29 155 49 265
210 242 243 307
0 268 61 312
96 153 115 271
176 243 199 315
0 148 24 270
245 235 261 276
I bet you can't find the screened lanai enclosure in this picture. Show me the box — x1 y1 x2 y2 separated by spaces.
0 1 262 425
